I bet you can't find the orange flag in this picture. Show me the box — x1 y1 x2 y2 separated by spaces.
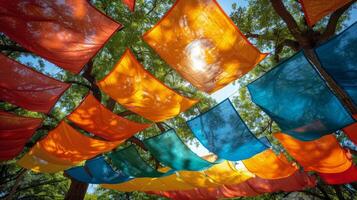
97 49 198 122
143 0 266 93
67 93 150 141
122 0 135 12
299 0 351 26
243 149 298 179
274 133 352 173
18 121 122 170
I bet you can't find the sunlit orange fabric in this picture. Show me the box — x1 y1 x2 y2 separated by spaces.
0 0 121 73
36 121 122 164
203 161 254 184
0 54 70 113
123 0 135 12
0 111 42 160
150 171 316 199
97 49 198 122
319 165 357 185
274 133 352 173
242 149 298 179
17 144 72 173
298 0 351 26
67 93 150 141
342 122 357 145
143 0 267 93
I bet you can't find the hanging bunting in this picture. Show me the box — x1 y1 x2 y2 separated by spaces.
143 129 220 171
122 0 135 12
142 0 266 93
0 0 121 73
109 145 172 178
18 121 122 172
0 111 42 160
150 171 316 199
248 52 355 141
318 165 357 185
65 156 131 184
187 99 268 161
0 54 70 113
67 93 150 141
242 149 298 179
97 49 198 122
298 0 351 26
17 145 72 173
274 133 352 173
315 22 357 106
102 161 254 192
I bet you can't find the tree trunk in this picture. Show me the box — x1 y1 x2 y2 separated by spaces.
64 178 88 200
304 49 357 114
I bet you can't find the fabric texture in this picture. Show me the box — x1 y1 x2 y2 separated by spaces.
19 121 122 170
150 171 316 199
67 93 150 141
122 0 135 12
143 0 266 93
316 22 357 106
247 52 354 141
65 156 131 184
109 145 170 178
97 49 198 122
274 133 352 173
0 0 121 73
187 99 268 161
17 144 72 173
298 0 351 26
0 54 70 113
342 122 357 145
143 129 218 171
242 149 298 179
0 111 42 160
102 161 254 192
319 165 357 185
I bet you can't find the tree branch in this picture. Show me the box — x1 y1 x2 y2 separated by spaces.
270 0 309 47
65 81 91 90
245 33 261 39
319 0 356 43
146 0 157 16
82 60 102 101
274 38 300 62
117 110 136 117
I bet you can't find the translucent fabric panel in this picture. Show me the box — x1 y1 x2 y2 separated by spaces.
17 145 72 173
247 52 355 141
67 93 150 141
109 146 169 178
143 129 218 171
97 49 198 122
204 161 254 185
187 99 268 160
102 174 195 192
102 162 254 192
143 0 266 93
0 54 70 113
319 165 357 185
65 156 131 184
0 111 42 160
316 22 357 106
343 122 357 145
274 133 352 173
151 171 316 199
298 0 351 26
242 149 298 179
0 0 121 73
36 121 122 165
123 0 135 12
